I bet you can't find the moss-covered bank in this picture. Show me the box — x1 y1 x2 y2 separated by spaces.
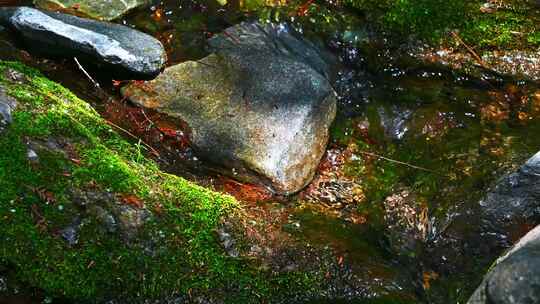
0 61 324 303
250 0 539 50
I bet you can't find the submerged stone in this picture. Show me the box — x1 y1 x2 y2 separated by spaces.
0 7 166 79
479 151 540 237
123 22 337 194
468 224 540 304
34 0 149 21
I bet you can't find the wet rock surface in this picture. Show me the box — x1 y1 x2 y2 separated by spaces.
419 150 540 301
0 85 16 134
71 189 153 242
407 42 540 81
34 0 149 21
0 7 166 79
468 225 540 304
123 22 337 194
383 188 431 256
479 151 540 241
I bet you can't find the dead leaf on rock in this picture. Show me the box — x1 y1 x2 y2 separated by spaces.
423 270 439 290
121 194 144 208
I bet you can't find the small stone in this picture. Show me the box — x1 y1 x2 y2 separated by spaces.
5 69 26 83
0 275 7 293
283 264 297 272
226 247 239 258
26 148 39 162
0 101 12 130
114 205 151 241
60 217 82 246
0 85 16 134
90 205 117 233
217 227 239 257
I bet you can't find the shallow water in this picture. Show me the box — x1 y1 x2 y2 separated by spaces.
1 0 540 303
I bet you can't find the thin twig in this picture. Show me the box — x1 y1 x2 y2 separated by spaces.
73 57 101 89
140 109 171 138
104 120 160 157
140 109 156 129
358 151 449 177
450 31 488 68
222 30 241 44
196 60 219 69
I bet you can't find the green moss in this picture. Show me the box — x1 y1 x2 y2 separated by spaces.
252 0 538 51
0 61 324 302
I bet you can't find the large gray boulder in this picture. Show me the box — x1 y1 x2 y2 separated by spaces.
0 7 166 79
123 22 337 194
468 224 540 304
34 0 149 21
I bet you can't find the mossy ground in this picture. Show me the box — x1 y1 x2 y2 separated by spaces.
248 0 539 50
0 61 322 303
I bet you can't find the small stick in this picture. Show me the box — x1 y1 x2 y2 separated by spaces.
104 120 160 157
140 109 155 128
358 150 448 177
450 31 488 68
73 57 101 90
195 60 219 69
140 109 171 138
222 30 241 44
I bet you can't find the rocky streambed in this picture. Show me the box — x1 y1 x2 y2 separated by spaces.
0 1 540 304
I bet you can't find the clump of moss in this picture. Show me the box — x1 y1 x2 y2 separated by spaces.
383 0 539 49
0 61 323 302
250 0 539 50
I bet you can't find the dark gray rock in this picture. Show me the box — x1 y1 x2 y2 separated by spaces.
69 189 151 241
479 151 540 238
0 275 6 293
377 105 413 140
468 225 540 304
0 7 166 79
60 217 82 246
0 85 16 134
113 205 151 241
0 100 13 132
123 22 338 194
89 205 118 233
